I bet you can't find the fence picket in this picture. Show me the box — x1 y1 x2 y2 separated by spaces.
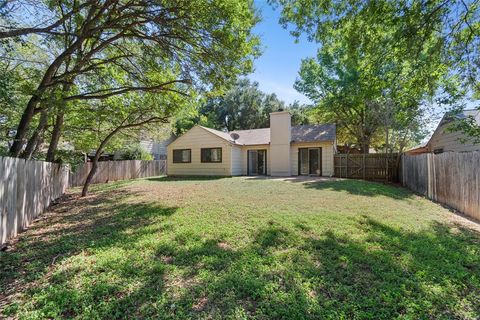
334 153 400 181
402 152 480 221
1 158 166 245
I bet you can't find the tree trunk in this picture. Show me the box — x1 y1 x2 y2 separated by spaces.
22 110 49 159
9 96 40 156
9 36 85 157
81 116 164 197
81 129 118 197
46 110 64 162
81 153 100 197
361 142 370 153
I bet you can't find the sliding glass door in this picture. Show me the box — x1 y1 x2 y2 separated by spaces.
248 150 266 175
299 148 309 175
309 148 320 175
298 148 321 176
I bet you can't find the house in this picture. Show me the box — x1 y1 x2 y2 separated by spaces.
139 135 175 160
407 109 480 154
167 111 336 176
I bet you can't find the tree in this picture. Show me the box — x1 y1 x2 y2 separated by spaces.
173 79 311 133
1 0 260 158
119 145 153 160
65 86 186 196
272 0 453 152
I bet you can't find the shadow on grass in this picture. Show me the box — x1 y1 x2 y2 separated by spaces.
147 175 231 182
303 179 413 200
1 197 479 318
0 188 178 315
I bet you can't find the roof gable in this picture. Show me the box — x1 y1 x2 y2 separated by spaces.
168 125 233 148
427 109 480 147
169 123 336 147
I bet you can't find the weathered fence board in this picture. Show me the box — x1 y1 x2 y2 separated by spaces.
69 160 166 187
0 157 69 245
334 153 400 181
402 152 480 221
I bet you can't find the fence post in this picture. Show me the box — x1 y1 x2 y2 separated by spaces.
345 154 348 178
362 153 366 180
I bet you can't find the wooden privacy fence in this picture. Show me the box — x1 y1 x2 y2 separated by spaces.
69 160 166 187
0 156 69 245
334 153 400 181
402 152 480 221
1 158 166 245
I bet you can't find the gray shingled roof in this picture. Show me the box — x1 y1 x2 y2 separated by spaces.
291 124 336 143
229 128 270 145
199 124 336 145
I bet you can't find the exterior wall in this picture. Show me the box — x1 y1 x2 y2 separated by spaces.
167 125 335 177
240 144 271 176
231 145 243 176
167 126 232 176
270 111 291 176
428 123 480 153
290 142 335 176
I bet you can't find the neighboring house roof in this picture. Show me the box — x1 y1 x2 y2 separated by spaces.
405 141 429 154
408 109 480 154
429 109 480 142
196 124 336 145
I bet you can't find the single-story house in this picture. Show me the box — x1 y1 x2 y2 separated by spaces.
406 109 480 154
167 111 336 176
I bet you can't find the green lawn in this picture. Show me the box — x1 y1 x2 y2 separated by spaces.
1 177 479 319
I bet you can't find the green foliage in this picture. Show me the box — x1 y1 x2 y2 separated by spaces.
1 0 261 158
270 0 478 150
54 150 87 171
2 178 479 318
173 79 312 134
0 40 47 146
119 145 153 160
445 109 480 144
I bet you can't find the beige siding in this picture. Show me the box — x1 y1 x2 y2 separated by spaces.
231 146 242 176
167 126 232 176
290 142 335 176
428 124 480 153
270 112 291 176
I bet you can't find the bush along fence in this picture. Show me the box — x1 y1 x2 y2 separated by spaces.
1 157 166 246
402 152 480 221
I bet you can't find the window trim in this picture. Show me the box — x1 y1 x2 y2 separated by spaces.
172 148 191 163
201 147 222 163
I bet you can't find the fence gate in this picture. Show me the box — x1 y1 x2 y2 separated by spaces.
334 153 400 182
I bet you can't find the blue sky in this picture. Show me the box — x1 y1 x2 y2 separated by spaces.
248 1 317 105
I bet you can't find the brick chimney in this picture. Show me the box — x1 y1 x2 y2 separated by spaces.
269 111 291 176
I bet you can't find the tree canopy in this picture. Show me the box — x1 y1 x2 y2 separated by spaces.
271 0 480 150
0 0 260 195
173 79 312 134
0 0 260 159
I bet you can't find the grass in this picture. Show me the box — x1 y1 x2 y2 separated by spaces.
1 177 479 319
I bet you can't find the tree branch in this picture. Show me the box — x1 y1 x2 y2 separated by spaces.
0 1 93 39
63 79 191 101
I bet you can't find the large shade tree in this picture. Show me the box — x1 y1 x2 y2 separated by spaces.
271 0 478 151
174 79 312 134
0 0 260 158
